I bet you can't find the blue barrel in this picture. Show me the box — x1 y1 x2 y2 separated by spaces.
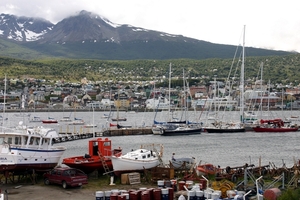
188 190 196 200
161 188 168 200
104 191 111 200
195 190 204 200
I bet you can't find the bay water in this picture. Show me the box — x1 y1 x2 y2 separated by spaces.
2 110 299 169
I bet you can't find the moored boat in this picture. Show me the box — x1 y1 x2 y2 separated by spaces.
60 116 72 122
205 127 245 133
0 123 66 173
252 118 298 132
29 116 42 123
110 144 163 176
204 122 245 133
84 124 97 128
160 124 202 136
69 118 85 125
111 117 127 121
62 138 122 174
42 117 58 124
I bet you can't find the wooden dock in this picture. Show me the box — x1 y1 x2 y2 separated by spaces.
55 126 153 142
102 127 153 136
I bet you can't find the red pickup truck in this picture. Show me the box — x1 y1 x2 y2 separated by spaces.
43 167 88 189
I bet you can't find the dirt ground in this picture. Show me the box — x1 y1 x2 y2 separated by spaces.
0 179 161 200
2 184 95 200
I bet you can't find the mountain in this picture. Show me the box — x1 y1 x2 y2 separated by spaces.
0 13 53 42
0 10 295 60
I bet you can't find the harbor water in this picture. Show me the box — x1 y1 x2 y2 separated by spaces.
1 110 299 168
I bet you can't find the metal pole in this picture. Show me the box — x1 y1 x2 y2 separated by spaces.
92 106 95 137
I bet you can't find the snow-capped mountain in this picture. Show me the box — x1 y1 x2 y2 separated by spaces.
0 10 292 60
0 10 190 44
0 13 53 42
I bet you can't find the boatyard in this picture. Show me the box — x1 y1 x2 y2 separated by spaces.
1 111 300 200
1 156 300 200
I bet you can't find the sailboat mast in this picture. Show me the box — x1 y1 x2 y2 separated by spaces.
260 62 263 118
240 25 245 122
2 74 6 131
168 63 172 121
183 69 187 123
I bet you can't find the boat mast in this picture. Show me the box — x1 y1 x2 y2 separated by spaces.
260 62 263 119
240 25 245 123
183 68 187 123
168 63 172 122
2 74 6 131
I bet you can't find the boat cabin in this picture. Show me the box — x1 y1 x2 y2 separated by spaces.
0 132 52 150
0 127 58 151
88 138 121 157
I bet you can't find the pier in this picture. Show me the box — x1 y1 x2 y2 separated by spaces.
102 127 153 136
55 126 153 142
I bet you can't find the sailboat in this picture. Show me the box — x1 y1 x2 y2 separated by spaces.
69 101 85 125
252 80 298 132
111 90 127 121
204 26 246 133
60 99 72 122
159 65 203 136
252 118 298 132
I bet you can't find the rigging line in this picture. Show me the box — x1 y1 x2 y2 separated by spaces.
247 62 264 115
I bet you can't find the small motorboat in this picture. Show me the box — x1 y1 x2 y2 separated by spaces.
60 116 72 122
29 116 42 122
170 157 196 170
196 162 221 176
42 118 58 124
111 117 127 121
110 144 163 176
69 118 85 125
84 124 97 128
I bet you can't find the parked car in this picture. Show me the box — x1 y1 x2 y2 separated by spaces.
43 167 88 189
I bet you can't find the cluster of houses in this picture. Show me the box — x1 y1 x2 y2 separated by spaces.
1 77 300 111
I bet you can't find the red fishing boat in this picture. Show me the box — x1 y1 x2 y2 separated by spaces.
252 119 298 132
62 138 122 174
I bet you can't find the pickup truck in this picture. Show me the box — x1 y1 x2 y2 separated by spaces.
44 167 88 189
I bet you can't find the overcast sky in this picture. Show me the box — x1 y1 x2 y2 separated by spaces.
1 0 299 52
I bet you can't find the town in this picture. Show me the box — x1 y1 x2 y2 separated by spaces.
0 75 300 112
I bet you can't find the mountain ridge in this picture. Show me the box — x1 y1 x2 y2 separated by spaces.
0 10 295 60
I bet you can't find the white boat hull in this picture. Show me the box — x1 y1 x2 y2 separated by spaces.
152 127 163 135
0 146 65 172
111 149 160 176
